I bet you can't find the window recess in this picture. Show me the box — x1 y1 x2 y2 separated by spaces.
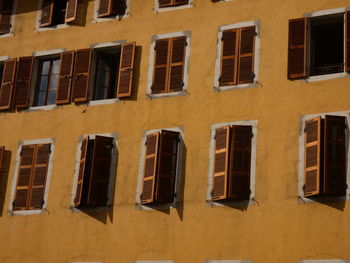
0 0 14 35
97 0 127 18
158 0 189 8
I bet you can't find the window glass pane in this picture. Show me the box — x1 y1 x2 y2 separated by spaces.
48 89 56 105
42 61 51 75
39 76 49 92
52 59 60 74
36 91 46 106
49 75 58 90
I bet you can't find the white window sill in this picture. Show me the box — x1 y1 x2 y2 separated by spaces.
154 3 192 13
35 24 69 32
214 82 258 92
92 14 129 23
146 90 187 99
8 209 47 216
303 72 349 83
26 105 57 112
88 98 120 106
0 32 14 38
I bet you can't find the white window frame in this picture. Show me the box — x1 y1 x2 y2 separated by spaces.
214 20 260 92
207 120 258 207
205 261 252 263
35 0 69 32
300 260 350 263
134 261 174 263
298 110 350 202
153 0 192 13
0 0 17 38
8 137 55 215
146 31 191 99
135 127 185 210
70 132 118 212
93 0 131 23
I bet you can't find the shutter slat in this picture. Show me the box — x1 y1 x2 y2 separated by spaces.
40 0 54 27
238 26 255 84
65 0 78 23
346 11 350 72
117 42 136 98
220 29 239 86
72 48 92 102
0 58 16 110
169 36 186 92
56 51 75 104
15 56 34 109
98 0 112 17
152 39 170 94
74 137 89 207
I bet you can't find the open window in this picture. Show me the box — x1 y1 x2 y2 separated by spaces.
97 0 127 18
158 0 189 8
0 0 14 35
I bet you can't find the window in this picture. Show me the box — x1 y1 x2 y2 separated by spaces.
0 0 14 35
288 10 350 79
96 0 127 18
158 0 188 8
0 58 16 110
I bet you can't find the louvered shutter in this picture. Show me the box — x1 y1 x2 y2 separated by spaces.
40 0 54 27
65 0 78 23
324 115 347 196
72 49 92 102
174 0 189 5
220 29 239 86
158 0 172 8
152 39 170 94
117 42 136 98
74 137 89 207
98 0 113 17
228 125 252 199
238 27 256 84
288 18 307 79
304 117 321 197
87 136 113 206
0 58 16 110
0 0 13 35
169 36 186 92
13 145 35 210
15 56 34 109
155 130 179 203
345 11 350 72
212 126 230 200
141 133 160 204
56 51 75 104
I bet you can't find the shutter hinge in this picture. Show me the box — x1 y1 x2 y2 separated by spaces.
41 199 45 207
20 150 23 156
218 76 222 82
182 81 185 87
304 127 307 133
184 41 188 46
251 133 254 138
221 36 224 41
48 145 52 154
154 45 157 50
302 185 305 191
12 200 16 206
252 73 256 78
254 31 258 36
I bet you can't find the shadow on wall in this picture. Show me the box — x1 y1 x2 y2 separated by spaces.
0 151 11 217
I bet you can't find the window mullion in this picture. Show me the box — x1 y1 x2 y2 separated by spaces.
165 38 173 93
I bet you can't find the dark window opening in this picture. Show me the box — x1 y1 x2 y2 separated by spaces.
52 0 68 26
0 63 4 86
79 139 94 207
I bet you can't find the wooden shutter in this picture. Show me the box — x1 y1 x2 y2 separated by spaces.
15 56 34 109
74 137 89 207
169 36 186 92
220 29 239 86
0 58 16 110
324 115 347 196
152 39 170 94
345 11 350 72
141 133 160 204
212 126 230 200
65 0 78 23
304 117 321 197
288 18 307 79
40 0 54 27
155 130 179 203
228 125 252 199
238 26 256 84
117 42 136 98
72 48 92 102
98 0 113 17
56 51 75 104
0 146 4 176
0 0 13 34
87 136 114 206
159 0 172 8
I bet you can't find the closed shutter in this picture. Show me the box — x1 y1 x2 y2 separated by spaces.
155 130 179 203
117 42 136 98
87 136 114 206
98 0 113 17
288 18 307 79
152 39 170 94
40 0 54 27
169 36 186 92
304 117 321 197
56 51 75 104
15 56 34 109
72 48 92 102
65 0 78 23
238 26 256 84
220 29 239 86
212 126 230 200
346 11 350 72
0 0 13 34
228 125 252 199
324 115 347 196
141 133 160 204
0 58 16 110
159 0 172 8
74 137 89 207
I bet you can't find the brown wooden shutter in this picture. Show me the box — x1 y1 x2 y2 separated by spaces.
15 56 34 109
288 18 307 79
228 125 252 199
40 0 54 27
74 137 89 207
141 133 160 204
220 29 239 86
159 0 172 8
87 136 114 206
98 0 113 17
56 51 75 104
0 0 13 34
152 39 170 94
117 42 136 98
304 117 321 197
0 58 16 110
0 146 4 175
65 0 78 23
324 115 347 196
238 27 256 84
155 130 179 203
72 48 92 102
212 126 230 200
345 11 350 72
169 36 186 92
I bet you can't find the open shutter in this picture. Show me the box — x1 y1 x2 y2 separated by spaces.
56 51 75 104
40 0 54 27
158 0 172 8
228 125 252 199
141 133 160 204
304 117 321 197
117 42 136 98
0 146 4 176
15 56 34 109
74 137 89 207
324 115 347 196
155 130 179 203
169 36 186 92
72 48 92 102
346 11 350 72
220 29 239 86
98 0 113 17
288 18 307 79
174 0 189 5
65 0 78 23
238 26 256 84
0 0 13 34
13 145 35 210
87 136 113 206
0 58 16 110
212 126 230 200
152 39 170 94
